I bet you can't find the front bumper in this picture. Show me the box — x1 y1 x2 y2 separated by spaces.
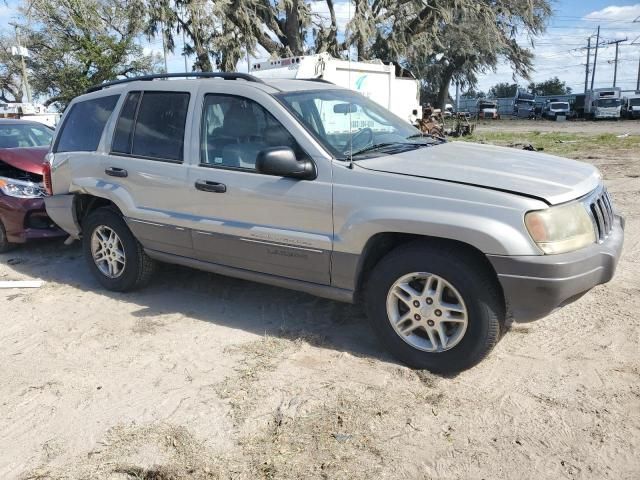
0 194 66 243
487 216 624 322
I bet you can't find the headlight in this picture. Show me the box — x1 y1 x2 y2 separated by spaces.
525 201 596 254
0 176 47 199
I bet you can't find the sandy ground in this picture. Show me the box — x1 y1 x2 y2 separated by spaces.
2 121 639 480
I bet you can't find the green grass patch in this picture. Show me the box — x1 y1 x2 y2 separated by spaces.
460 131 640 159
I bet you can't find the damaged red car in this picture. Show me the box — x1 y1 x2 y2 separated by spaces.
0 119 65 252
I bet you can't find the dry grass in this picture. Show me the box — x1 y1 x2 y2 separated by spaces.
22 425 223 480
213 333 305 423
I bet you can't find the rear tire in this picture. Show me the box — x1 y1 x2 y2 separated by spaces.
0 220 15 253
83 207 155 291
364 242 503 374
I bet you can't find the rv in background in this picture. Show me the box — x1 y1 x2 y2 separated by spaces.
622 93 640 119
250 53 421 124
513 90 535 118
585 88 622 120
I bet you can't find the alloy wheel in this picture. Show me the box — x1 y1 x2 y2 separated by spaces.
386 272 468 352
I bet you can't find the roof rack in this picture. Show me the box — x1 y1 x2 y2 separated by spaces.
85 72 265 93
300 78 334 85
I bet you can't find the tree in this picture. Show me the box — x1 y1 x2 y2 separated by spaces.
528 77 572 96
22 0 160 108
488 82 518 98
0 36 24 103
398 1 551 108
145 0 345 72
461 87 485 99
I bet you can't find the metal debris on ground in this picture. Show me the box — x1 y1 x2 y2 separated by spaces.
0 280 44 289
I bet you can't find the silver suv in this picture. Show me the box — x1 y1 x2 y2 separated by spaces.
44 73 624 373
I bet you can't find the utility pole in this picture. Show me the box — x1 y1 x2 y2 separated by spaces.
591 25 600 91
606 38 627 87
160 10 169 73
11 24 32 103
180 4 188 72
637 54 640 91
584 36 591 94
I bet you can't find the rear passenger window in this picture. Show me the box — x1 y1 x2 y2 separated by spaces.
112 91 141 154
54 95 119 152
111 91 190 162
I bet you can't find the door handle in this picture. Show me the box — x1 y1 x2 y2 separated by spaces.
195 180 227 193
105 167 128 178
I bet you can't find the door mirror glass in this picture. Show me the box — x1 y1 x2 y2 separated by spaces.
256 147 316 180
333 103 358 114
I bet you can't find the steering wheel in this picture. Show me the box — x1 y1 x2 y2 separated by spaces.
345 127 374 153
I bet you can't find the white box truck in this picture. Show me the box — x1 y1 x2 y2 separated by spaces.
250 53 421 124
585 87 622 120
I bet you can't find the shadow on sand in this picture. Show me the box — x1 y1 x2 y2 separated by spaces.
2 238 398 365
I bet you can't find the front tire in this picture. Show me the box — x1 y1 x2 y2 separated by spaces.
83 207 155 292
0 220 15 253
364 242 503 373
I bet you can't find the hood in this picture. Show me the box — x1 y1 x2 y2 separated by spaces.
355 141 601 205
0 147 49 175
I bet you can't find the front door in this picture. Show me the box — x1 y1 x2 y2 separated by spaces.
183 89 333 285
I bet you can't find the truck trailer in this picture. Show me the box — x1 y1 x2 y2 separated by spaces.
250 53 421 124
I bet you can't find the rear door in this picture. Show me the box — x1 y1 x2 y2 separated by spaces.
104 88 194 257
182 83 334 285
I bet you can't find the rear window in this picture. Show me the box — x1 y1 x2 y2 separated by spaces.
54 95 119 153
111 91 190 162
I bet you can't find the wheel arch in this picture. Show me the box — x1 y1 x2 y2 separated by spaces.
73 193 124 232
350 232 503 303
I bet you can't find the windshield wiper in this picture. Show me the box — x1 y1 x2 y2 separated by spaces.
350 142 414 157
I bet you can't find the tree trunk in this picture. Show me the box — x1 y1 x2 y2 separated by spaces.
437 67 455 110
284 1 303 55
325 0 338 56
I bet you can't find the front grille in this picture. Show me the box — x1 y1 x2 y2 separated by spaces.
589 188 615 242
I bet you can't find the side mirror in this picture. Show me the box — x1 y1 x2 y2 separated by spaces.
256 147 316 180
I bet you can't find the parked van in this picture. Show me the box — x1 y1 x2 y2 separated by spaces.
622 93 640 119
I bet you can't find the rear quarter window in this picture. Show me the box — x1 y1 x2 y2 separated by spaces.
54 95 119 153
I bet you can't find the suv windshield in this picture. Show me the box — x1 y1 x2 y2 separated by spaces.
276 89 437 160
629 98 640 107
0 123 53 148
551 102 569 110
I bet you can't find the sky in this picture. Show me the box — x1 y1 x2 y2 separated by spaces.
1 1 639 98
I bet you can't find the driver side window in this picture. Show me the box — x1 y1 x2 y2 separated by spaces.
200 94 304 170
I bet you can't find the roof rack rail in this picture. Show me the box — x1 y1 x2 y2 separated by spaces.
86 72 265 93
300 78 334 85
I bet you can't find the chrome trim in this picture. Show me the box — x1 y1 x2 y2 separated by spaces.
240 237 323 253
582 185 615 244
128 218 167 228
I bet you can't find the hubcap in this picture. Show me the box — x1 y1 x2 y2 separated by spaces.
91 225 126 279
386 272 468 353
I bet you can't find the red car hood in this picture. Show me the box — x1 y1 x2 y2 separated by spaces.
0 147 49 175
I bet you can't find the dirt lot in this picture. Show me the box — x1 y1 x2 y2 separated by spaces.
2 120 639 480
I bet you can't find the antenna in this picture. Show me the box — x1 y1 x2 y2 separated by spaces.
347 0 354 169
